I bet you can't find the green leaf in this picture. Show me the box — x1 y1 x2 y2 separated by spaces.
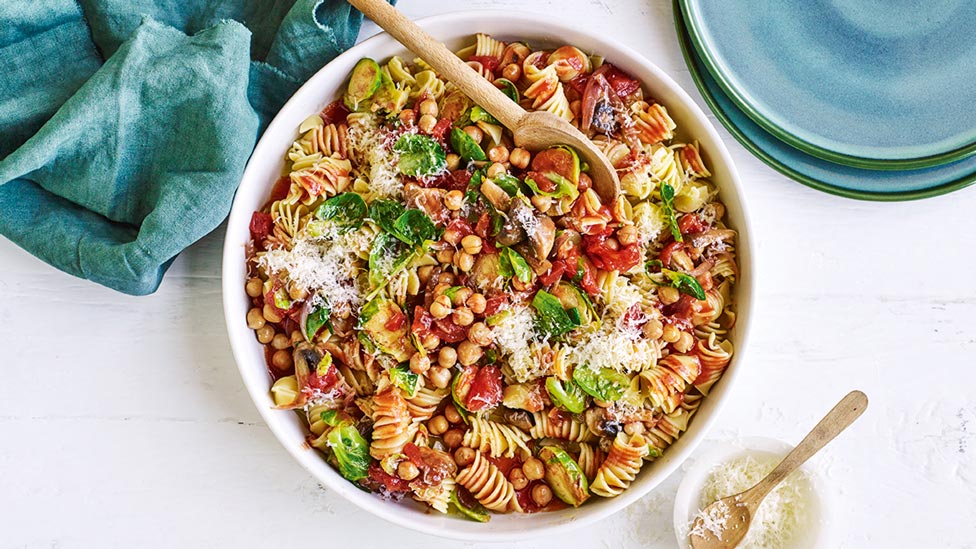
469 105 498 125
394 133 447 177
450 489 490 522
498 247 532 283
495 78 520 103
304 300 332 341
531 290 579 338
664 269 706 300
660 182 683 242
319 409 341 427
443 286 466 300
314 193 367 233
572 366 629 401
492 174 521 197
645 259 664 272
326 422 370 482
368 233 412 288
524 172 580 200
368 199 405 234
392 209 439 247
389 364 420 398
545 377 587 414
450 126 487 161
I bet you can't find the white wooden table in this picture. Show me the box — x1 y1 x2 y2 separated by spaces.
2 1 975 547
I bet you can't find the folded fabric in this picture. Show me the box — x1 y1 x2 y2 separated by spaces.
0 0 377 295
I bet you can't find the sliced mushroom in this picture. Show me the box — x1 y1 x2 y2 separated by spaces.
502 409 535 431
689 229 736 249
496 218 526 247
480 179 512 211
529 215 556 260
514 241 552 275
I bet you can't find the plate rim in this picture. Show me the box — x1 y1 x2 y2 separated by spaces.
673 1 976 201
677 0 976 171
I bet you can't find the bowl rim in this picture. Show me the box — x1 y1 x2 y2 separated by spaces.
221 8 756 541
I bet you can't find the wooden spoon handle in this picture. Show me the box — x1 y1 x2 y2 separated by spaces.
746 390 868 505
348 0 526 128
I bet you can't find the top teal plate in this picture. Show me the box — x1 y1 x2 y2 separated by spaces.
680 0 976 170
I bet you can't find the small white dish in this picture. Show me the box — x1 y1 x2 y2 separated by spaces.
673 437 831 548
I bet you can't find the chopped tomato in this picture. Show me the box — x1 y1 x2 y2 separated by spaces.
249 211 274 242
567 74 589 96
621 303 647 330
483 295 508 316
269 176 292 203
525 170 556 193
538 260 567 287
303 358 338 393
446 218 474 240
411 306 435 337
474 211 492 238
658 241 684 269
434 317 469 343
468 55 499 72
368 462 411 493
384 309 406 331
465 365 503 412
583 230 641 272
403 443 457 485
320 100 350 125
430 117 453 140
602 64 640 97
576 256 600 296
679 214 707 235
426 168 472 191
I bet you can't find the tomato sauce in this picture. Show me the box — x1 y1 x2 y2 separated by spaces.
320 100 350 125
249 211 274 242
582 229 641 272
468 55 500 72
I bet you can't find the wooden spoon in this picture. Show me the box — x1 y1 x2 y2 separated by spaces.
689 390 869 549
347 0 620 201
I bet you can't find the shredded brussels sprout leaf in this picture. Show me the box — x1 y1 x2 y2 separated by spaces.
394 133 447 177
531 290 580 338
495 78 520 103
660 182 682 242
492 173 521 197
304 300 332 341
524 172 580 200
326 422 370 482
367 199 405 234
392 209 440 247
572 366 629 401
498 247 532 283
450 489 490 522
450 126 487 162
389 364 420 397
645 260 706 300
315 192 367 233
545 377 587 414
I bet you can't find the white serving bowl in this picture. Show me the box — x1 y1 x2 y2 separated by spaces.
672 438 831 548
222 10 754 541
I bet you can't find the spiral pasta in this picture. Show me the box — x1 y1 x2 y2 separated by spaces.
462 417 532 458
631 101 676 145
405 386 449 424
369 387 416 460
591 432 649 497
577 442 606 482
530 412 597 443
456 450 522 513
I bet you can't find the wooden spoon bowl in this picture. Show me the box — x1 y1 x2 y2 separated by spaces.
348 0 620 201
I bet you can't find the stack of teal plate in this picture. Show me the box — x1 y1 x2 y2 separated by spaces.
673 0 976 200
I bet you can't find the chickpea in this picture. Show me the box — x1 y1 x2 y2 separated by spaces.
662 323 681 343
397 460 420 481
418 114 438 134
459 234 483 256
398 108 416 126
578 172 593 192
659 285 681 306
245 278 263 298
417 265 435 286
569 99 582 118
421 332 441 350
429 366 453 389
430 294 452 319
271 349 293 371
593 398 611 408
467 322 493 346
263 304 284 325
444 190 465 211
256 325 275 344
466 293 487 315
522 457 545 481
624 421 646 436
287 283 307 301
488 145 510 164
438 346 458 368
452 306 474 327
443 428 465 449
530 194 552 213
271 333 291 350
433 282 452 297
617 224 638 246
419 99 439 117
486 162 506 179
246 308 266 330
512 275 532 292
502 62 521 81
437 272 456 286
290 330 305 345
509 467 529 490
444 405 463 424
604 237 620 251
428 415 449 435
531 484 553 507
642 318 664 340
446 153 461 171
674 331 695 353
509 147 531 169
410 352 431 375
463 125 483 143
456 250 475 272
451 287 473 307
457 340 483 366
436 247 454 265
455 446 476 467
443 225 464 246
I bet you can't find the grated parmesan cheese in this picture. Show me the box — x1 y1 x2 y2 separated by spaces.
513 202 541 240
690 453 815 549
634 201 665 245
490 305 542 382
257 227 375 311
346 119 403 199
565 317 659 374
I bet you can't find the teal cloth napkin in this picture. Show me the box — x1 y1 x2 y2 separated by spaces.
0 0 376 295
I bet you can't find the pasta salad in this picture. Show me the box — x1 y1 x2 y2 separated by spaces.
244 33 737 520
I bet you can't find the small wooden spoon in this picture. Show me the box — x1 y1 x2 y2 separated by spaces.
347 0 620 201
690 390 868 549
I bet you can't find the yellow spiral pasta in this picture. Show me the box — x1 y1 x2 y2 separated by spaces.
412 475 455 514
405 386 449 424
591 432 649 497
462 417 532 458
577 442 607 482
456 450 522 513
630 101 676 145
369 387 416 460
694 336 734 395
530 412 597 443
